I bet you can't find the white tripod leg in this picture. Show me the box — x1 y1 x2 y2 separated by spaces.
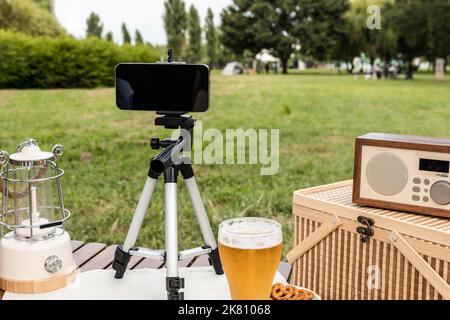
185 177 217 250
165 178 185 300
123 177 157 251
165 181 178 277
114 176 158 279
185 174 223 275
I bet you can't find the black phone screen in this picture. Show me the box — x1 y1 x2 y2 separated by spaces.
115 63 209 112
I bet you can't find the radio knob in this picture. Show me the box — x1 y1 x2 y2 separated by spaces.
430 181 450 205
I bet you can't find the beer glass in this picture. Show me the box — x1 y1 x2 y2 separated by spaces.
218 217 282 300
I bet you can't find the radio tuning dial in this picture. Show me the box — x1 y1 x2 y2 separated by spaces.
430 181 450 205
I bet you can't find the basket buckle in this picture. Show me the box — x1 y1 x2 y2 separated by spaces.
357 216 375 243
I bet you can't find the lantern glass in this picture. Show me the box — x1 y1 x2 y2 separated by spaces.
1 141 70 241
3 160 65 240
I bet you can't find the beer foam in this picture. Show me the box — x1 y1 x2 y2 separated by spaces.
218 218 282 249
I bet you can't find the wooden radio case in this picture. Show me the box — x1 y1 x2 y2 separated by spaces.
353 133 450 219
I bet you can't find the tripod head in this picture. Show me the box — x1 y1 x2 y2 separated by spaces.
151 112 196 149
149 112 196 176
154 112 195 130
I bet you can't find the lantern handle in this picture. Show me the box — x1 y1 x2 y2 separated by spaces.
0 150 8 166
17 138 38 152
52 144 64 158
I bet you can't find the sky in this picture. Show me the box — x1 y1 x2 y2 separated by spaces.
53 0 232 45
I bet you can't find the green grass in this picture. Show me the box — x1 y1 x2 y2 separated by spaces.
1 73 449 257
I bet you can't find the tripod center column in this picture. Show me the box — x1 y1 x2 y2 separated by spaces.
164 166 178 277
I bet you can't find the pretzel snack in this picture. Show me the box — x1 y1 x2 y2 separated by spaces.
270 283 315 301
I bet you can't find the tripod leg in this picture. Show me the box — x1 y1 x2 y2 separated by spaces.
164 167 184 300
113 177 157 279
182 165 224 275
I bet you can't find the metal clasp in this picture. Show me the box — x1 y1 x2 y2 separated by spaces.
0 150 9 166
357 216 375 243
52 144 64 158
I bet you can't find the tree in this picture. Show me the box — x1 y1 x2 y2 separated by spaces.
33 0 53 12
215 27 237 67
221 0 292 74
205 8 217 67
86 12 103 38
221 0 349 74
385 0 450 79
333 0 448 79
163 0 187 59
331 13 361 72
422 0 450 74
135 29 144 45
186 5 201 62
105 31 113 42
0 0 64 36
338 0 395 73
385 0 428 79
121 22 131 44
293 0 350 61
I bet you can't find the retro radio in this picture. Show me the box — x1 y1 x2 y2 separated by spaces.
353 133 450 218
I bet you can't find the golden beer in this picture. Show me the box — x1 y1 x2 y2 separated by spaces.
218 218 282 300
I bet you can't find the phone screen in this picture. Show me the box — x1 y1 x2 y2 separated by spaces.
115 63 209 112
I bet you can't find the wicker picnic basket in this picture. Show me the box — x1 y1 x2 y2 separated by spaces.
286 181 450 300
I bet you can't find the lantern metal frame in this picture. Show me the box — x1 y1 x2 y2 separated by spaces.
0 145 70 242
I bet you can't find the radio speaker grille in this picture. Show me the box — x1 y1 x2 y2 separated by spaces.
365 152 409 196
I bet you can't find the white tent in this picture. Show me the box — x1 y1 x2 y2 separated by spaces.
255 49 279 63
222 62 245 76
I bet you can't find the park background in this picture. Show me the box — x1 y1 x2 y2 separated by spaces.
0 0 449 254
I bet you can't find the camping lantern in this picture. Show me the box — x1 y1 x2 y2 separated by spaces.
0 138 76 293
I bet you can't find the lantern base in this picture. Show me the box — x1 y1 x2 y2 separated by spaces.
0 269 77 294
0 230 77 294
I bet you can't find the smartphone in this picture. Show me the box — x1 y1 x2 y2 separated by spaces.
115 63 209 112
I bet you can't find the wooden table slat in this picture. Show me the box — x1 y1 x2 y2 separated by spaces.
71 240 85 252
127 256 145 269
132 257 164 269
79 245 118 272
73 242 107 267
189 255 211 267
105 255 144 270
178 257 196 268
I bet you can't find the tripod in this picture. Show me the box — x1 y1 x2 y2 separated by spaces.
112 113 223 300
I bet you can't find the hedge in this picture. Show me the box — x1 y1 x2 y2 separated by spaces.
0 30 161 88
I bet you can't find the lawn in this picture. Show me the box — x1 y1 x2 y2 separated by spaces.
0 73 449 256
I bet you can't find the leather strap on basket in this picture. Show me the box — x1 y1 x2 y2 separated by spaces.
287 214 342 264
388 229 450 300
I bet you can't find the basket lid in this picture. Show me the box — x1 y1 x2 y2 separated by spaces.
293 180 450 247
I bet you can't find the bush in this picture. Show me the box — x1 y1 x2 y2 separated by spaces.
0 30 161 88
0 0 64 37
